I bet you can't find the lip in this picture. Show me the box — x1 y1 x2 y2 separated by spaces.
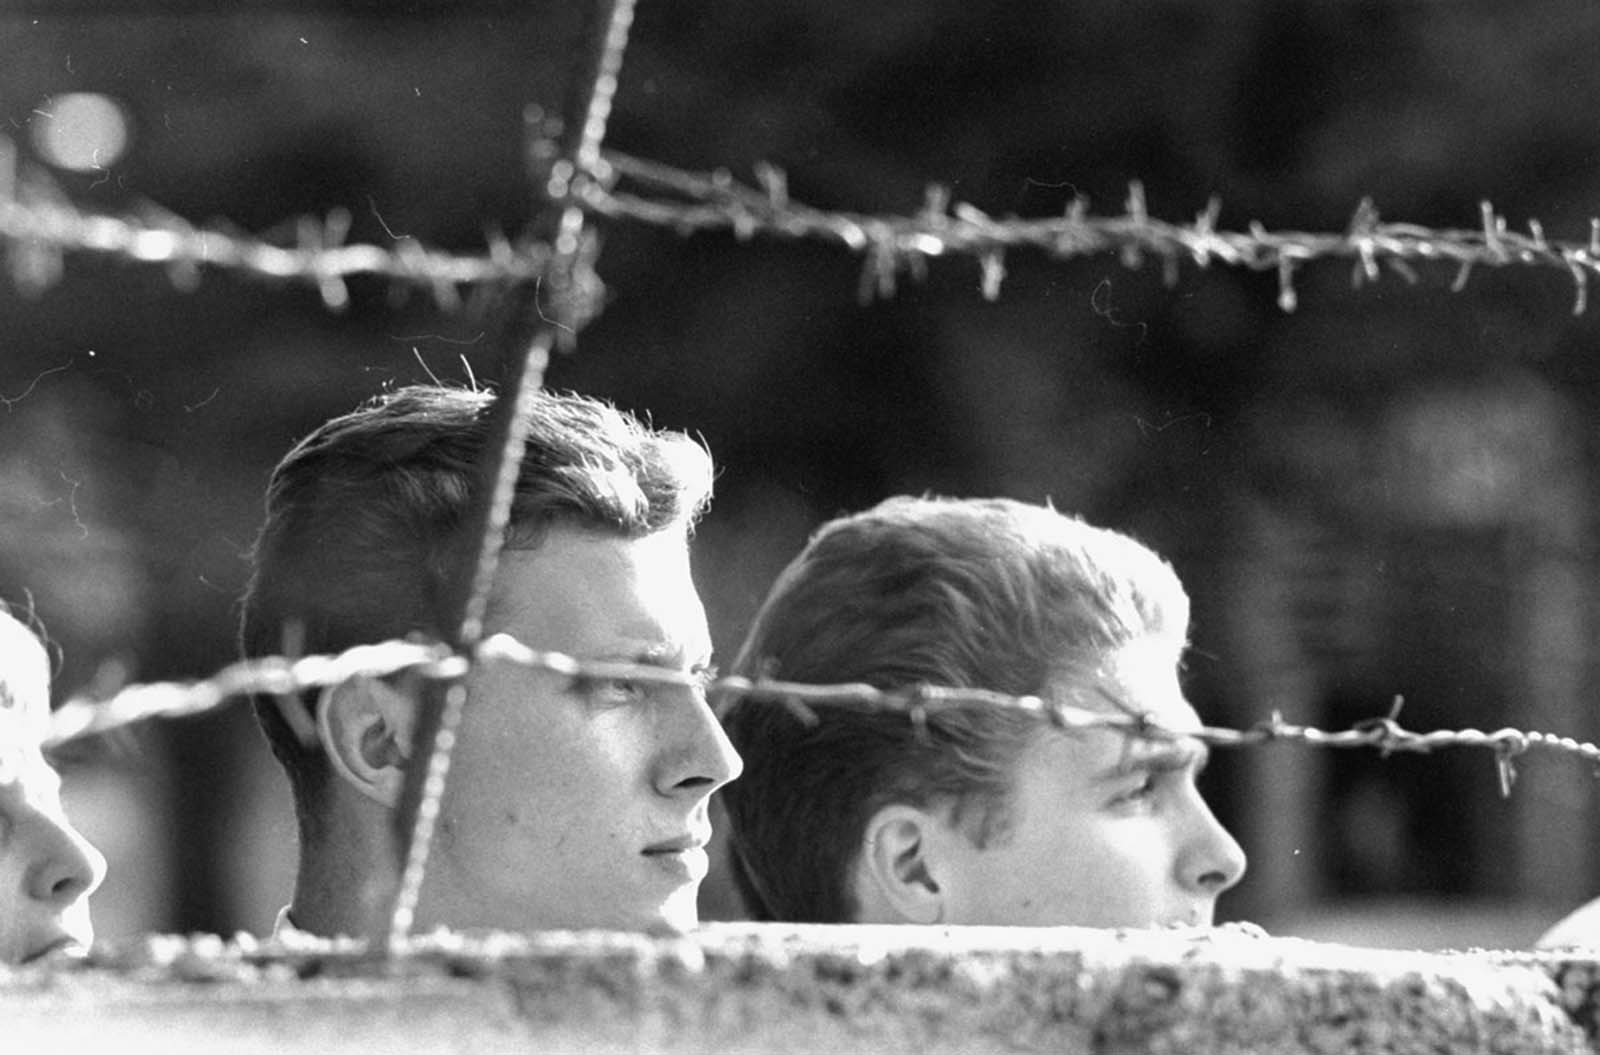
21 935 86 966
642 833 708 855
641 835 709 882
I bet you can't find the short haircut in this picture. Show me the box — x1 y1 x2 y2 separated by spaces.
718 496 1189 923
239 384 713 839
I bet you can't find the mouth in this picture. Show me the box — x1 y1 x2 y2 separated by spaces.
21 936 87 966
642 834 707 856
641 834 710 881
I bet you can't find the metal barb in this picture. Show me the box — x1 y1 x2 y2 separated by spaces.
1494 732 1528 798
1276 258 1298 312
908 690 932 746
1567 256 1589 315
778 693 821 727
269 620 318 749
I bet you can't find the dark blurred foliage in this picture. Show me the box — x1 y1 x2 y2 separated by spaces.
2 0 1599 947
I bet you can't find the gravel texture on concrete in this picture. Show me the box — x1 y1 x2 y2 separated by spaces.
3 923 1595 1054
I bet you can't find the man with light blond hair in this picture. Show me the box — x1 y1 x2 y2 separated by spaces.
242 384 741 938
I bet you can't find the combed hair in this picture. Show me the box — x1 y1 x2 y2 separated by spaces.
719 496 1188 923
239 384 713 839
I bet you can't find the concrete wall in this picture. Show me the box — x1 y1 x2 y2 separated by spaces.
5 924 1597 1054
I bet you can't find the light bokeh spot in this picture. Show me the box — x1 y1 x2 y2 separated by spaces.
30 93 129 172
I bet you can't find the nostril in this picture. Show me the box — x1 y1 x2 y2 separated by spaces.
48 871 91 904
1196 868 1229 891
29 862 87 906
27 829 103 906
655 700 743 795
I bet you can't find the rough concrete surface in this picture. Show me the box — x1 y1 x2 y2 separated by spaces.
2 924 1595 1054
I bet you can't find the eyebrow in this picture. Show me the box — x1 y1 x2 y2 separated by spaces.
594 641 713 673
1096 737 1210 782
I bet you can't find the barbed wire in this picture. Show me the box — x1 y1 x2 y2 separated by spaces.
37 632 1600 800
0 136 571 314
581 151 1600 312
7 131 1600 316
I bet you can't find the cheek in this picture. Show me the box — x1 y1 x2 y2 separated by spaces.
445 707 651 834
441 716 575 830
0 871 24 944
1009 816 1164 894
1069 820 1177 892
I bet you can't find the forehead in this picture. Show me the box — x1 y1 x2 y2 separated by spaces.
485 527 710 658
1031 639 1207 784
0 707 52 789
1048 636 1199 732
0 620 50 724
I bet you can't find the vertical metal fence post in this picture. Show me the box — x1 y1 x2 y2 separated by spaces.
379 0 642 953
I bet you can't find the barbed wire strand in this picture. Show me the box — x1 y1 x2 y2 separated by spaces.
582 154 1600 313
40 633 1600 801
0 138 562 313
381 0 640 955
7 129 1600 315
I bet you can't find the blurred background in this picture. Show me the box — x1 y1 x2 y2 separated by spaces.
2 0 1598 950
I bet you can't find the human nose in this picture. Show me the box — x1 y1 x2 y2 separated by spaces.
22 806 107 908
1179 795 1247 897
653 689 744 798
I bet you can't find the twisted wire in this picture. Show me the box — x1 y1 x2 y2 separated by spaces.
577 152 1600 311
39 633 1600 800
8 131 1600 314
0 140 554 313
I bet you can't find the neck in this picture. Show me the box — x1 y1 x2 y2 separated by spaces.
289 796 400 940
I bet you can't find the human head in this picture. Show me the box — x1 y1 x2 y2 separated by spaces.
719 495 1245 927
241 383 740 934
0 605 106 963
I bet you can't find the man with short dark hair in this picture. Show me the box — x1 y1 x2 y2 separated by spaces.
719 495 1244 927
241 384 740 938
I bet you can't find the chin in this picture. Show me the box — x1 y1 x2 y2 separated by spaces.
651 888 701 935
536 894 698 935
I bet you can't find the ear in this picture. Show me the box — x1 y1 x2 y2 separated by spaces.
857 804 946 925
316 676 418 808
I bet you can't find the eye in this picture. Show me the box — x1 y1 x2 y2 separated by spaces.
1110 772 1160 808
581 677 651 709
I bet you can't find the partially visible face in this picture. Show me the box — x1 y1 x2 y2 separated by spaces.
931 638 1246 928
412 526 742 933
0 734 106 964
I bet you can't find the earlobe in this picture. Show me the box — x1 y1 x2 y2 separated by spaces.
316 676 417 808
859 805 945 926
